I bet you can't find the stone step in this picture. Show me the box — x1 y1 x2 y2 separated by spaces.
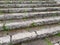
0 1 56 4
0 11 60 20
0 7 60 13
0 4 60 8
0 23 58 37
21 36 60 45
21 39 48 45
0 16 60 30
48 36 60 45
2 17 59 23
0 24 60 45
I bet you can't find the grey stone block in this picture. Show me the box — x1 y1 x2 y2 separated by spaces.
0 4 60 8
0 7 60 13
1 24 60 44
0 1 56 4
0 16 60 30
0 11 60 20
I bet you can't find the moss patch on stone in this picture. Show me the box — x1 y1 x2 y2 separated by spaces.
45 38 53 45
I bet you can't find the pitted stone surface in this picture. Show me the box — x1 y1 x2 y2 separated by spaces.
0 0 60 45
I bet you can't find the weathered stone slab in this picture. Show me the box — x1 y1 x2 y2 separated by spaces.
48 36 60 44
0 1 56 4
0 24 60 45
54 0 60 4
0 32 37 45
21 35 60 45
0 7 60 13
0 17 60 30
0 4 60 8
0 11 60 20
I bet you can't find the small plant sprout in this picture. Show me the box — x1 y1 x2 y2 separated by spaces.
31 22 36 27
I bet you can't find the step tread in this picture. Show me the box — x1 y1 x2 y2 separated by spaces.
0 11 60 20
0 16 60 30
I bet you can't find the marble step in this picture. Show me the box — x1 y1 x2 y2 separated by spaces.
0 11 60 20
0 24 60 45
0 1 56 4
0 4 60 8
0 7 60 13
0 16 60 30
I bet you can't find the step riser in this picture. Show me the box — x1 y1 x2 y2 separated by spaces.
0 4 60 8
0 12 60 20
0 17 60 30
0 1 56 4
0 7 60 13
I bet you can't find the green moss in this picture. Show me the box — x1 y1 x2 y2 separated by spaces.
54 33 60 37
0 11 4 14
53 13 58 16
45 38 53 45
3 23 9 31
22 17 27 20
45 33 60 45
31 22 36 27
3 23 13 45
30 0 32 3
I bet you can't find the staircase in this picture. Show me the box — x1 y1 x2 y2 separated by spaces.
0 0 60 45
